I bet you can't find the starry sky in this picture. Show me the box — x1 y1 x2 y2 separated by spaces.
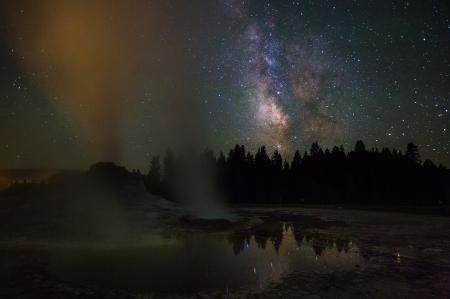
0 0 449 169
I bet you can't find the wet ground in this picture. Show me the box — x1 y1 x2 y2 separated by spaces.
1 205 450 298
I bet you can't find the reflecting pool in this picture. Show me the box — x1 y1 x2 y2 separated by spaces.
47 225 365 295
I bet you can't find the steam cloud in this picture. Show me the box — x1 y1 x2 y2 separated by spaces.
6 1 159 161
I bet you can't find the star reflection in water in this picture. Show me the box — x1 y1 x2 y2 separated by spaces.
47 224 366 295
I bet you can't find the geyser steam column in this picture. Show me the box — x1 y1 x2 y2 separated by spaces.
176 156 235 220
7 1 155 162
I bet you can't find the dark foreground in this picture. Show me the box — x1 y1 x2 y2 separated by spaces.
1 202 450 299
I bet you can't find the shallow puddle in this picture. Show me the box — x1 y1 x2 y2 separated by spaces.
46 226 365 295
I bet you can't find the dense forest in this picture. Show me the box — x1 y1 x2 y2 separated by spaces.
144 141 449 206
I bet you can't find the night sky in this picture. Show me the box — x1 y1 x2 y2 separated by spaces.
0 0 449 169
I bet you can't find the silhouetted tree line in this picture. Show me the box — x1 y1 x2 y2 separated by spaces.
144 141 449 206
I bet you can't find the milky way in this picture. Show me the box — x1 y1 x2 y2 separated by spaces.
0 0 449 168
225 2 352 153
215 0 449 163
238 21 290 150
220 1 357 154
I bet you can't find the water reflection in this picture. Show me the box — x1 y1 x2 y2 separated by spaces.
48 222 365 295
228 221 352 257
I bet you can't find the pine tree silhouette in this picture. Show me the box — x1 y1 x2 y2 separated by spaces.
144 141 448 207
